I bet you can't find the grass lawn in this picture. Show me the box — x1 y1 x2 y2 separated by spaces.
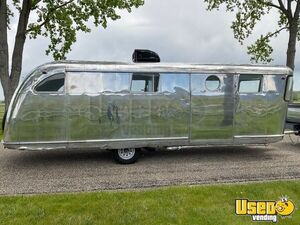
1 180 300 225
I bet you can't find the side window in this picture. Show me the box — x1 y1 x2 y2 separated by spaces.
191 74 225 93
205 75 221 91
159 73 189 93
102 73 131 92
131 73 159 92
67 72 130 94
285 76 293 101
239 75 262 93
191 74 205 93
35 73 65 93
68 72 101 94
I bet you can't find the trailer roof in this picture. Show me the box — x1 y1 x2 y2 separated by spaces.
35 60 293 75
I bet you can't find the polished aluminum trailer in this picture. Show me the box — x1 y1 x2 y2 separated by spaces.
3 61 293 163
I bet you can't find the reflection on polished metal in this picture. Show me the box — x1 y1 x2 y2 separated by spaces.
287 104 300 123
3 61 293 151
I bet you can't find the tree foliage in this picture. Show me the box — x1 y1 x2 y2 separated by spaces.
0 0 144 109
204 0 300 68
7 0 144 60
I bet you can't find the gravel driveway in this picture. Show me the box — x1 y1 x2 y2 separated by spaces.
0 136 300 195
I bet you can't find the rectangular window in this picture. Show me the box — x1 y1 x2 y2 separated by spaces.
101 73 131 92
159 73 189 93
35 73 65 93
68 72 101 94
67 72 130 94
284 75 293 101
131 73 159 92
238 75 262 93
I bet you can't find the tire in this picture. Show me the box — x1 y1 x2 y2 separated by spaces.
112 148 140 164
2 110 7 131
142 147 156 152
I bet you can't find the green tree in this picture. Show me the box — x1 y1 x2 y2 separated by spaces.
0 0 144 110
204 0 300 70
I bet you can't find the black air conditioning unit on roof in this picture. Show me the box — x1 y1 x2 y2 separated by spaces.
132 49 160 63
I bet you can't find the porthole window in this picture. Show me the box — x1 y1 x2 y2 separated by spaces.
35 73 65 93
205 75 220 91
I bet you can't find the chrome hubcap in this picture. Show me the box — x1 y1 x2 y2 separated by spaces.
118 148 135 160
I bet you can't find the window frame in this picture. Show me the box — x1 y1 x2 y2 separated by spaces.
33 72 66 94
205 75 221 92
284 75 293 102
66 72 131 95
238 74 263 94
130 73 160 93
158 73 190 93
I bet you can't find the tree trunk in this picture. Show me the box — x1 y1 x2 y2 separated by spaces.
286 20 298 70
4 83 15 111
4 0 32 111
287 0 300 70
0 0 10 111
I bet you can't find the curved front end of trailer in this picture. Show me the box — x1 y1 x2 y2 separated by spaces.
3 63 69 150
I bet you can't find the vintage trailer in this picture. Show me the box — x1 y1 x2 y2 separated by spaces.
3 61 293 163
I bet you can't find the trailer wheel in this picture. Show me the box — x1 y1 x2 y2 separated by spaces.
142 147 156 152
113 148 140 164
2 110 7 131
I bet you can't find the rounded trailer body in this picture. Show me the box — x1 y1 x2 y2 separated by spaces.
3 61 293 154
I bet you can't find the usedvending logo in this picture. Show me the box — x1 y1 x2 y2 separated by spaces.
235 196 295 222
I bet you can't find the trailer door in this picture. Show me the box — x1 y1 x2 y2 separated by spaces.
190 74 234 143
130 73 190 139
234 74 267 140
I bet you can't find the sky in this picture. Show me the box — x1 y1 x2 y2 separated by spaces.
5 0 300 100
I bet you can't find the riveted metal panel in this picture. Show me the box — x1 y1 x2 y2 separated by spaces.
234 74 287 137
65 72 190 142
264 75 288 134
191 74 234 141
